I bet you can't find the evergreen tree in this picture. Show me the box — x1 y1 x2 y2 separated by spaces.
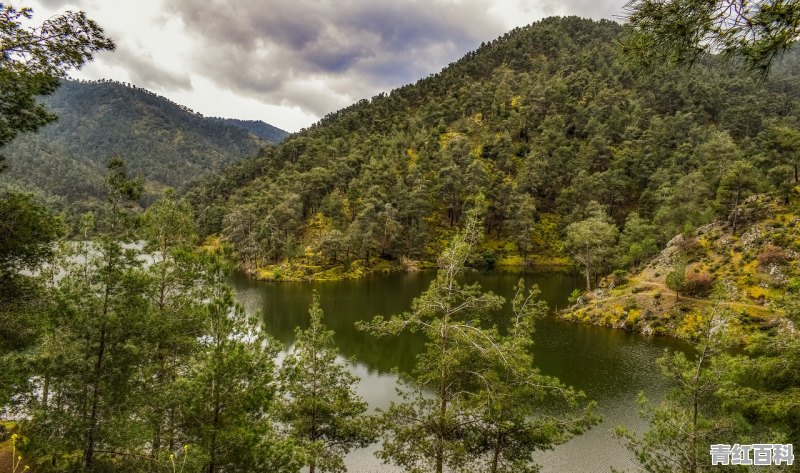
666 258 688 301
504 193 538 259
0 4 114 166
138 191 205 458
24 159 149 470
276 292 376 473
716 161 759 235
0 193 64 405
615 309 747 473
359 206 505 472
465 280 598 472
622 0 800 75
179 257 292 472
719 298 800 452
360 204 595 472
616 212 658 269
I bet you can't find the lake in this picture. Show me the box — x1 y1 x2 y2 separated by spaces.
230 269 689 473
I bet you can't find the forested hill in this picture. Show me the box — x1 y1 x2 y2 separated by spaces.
0 79 286 206
209 117 289 143
190 17 800 280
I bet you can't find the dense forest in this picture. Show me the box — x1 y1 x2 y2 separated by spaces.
189 17 800 284
0 79 287 207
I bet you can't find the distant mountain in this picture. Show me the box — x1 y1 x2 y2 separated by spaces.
209 118 289 143
0 79 282 206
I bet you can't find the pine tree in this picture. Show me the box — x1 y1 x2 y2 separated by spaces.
24 159 151 470
276 292 375 473
179 256 295 472
359 205 505 473
0 4 114 168
360 203 596 473
615 309 748 473
465 280 598 473
138 191 205 458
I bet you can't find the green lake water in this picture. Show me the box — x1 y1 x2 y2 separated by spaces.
230 270 689 472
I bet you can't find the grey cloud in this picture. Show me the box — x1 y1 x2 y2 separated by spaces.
35 0 79 8
166 0 506 117
532 0 622 21
106 45 193 91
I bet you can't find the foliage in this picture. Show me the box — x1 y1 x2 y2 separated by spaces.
463 280 599 473
715 160 760 234
276 292 376 473
178 260 285 473
665 258 688 299
22 160 151 471
359 208 596 473
0 192 65 275
615 309 748 473
10 161 296 473
756 243 789 266
716 297 800 449
0 4 114 166
0 80 283 206
622 0 800 76
564 203 618 290
616 212 658 269
684 270 715 297
209 117 289 143
189 18 800 279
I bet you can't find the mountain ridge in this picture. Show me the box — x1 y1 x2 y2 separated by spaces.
209 117 289 143
0 79 286 207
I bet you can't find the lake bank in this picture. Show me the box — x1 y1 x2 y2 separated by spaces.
243 255 573 282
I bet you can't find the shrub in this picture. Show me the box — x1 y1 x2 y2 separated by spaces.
684 271 715 297
676 236 703 259
612 269 628 285
568 288 582 305
757 244 788 266
787 277 800 294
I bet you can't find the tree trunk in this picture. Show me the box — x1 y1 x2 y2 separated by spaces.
690 388 698 473
152 426 161 455
584 265 591 292
731 189 740 235
209 402 219 473
85 264 113 470
85 325 106 470
436 325 450 473
42 373 49 412
490 433 503 473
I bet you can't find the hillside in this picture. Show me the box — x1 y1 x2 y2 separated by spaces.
562 194 799 338
209 117 289 143
0 80 286 206
189 17 800 281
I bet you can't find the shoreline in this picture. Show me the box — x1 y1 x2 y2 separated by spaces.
242 257 574 282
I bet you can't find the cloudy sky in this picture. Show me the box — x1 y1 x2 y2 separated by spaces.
28 0 622 132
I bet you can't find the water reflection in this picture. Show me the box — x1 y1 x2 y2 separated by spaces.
230 269 689 472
